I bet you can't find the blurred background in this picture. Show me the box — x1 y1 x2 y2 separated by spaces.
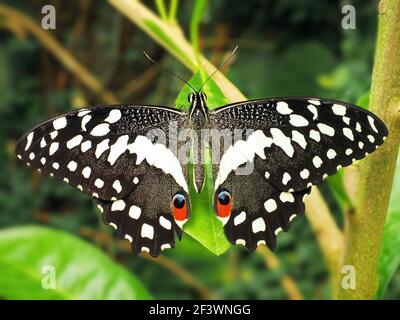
0 0 399 299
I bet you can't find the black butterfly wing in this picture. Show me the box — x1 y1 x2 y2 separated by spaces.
16 105 189 256
210 97 388 250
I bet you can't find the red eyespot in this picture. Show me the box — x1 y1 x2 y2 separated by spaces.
172 193 187 221
216 190 232 218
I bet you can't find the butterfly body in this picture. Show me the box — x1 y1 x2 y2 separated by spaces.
16 92 388 256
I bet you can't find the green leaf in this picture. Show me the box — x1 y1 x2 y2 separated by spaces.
175 72 231 255
175 72 228 110
377 151 400 298
356 91 370 110
0 225 152 300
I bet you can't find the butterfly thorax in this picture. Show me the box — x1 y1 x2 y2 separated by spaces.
186 92 210 192
188 92 209 130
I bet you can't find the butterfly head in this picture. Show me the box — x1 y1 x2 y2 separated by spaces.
188 92 209 129
188 92 207 107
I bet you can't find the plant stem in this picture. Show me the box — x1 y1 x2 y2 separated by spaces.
108 0 245 102
257 246 304 300
168 0 179 22
155 0 168 21
190 0 207 66
335 0 400 299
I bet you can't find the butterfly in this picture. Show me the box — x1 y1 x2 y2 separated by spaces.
16 92 388 256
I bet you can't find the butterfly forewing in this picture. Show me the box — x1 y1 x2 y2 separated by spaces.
16 104 189 256
210 97 388 251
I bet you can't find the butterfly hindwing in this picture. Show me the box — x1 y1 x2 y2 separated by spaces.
96 163 189 257
210 97 387 250
215 168 311 251
16 104 189 256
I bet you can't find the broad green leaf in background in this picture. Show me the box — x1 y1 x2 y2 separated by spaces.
175 72 231 255
377 151 400 299
0 226 152 300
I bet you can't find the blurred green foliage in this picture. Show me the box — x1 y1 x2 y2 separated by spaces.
0 0 398 300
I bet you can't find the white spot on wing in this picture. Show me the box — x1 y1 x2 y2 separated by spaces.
91 123 110 136
276 101 293 115
313 156 323 168
343 128 354 141
94 178 104 188
309 129 321 142
81 140 92 153
67 160 77 172
327 149 337 159
307 104 318 120
141 223 154 239
300 169 309 179
95 139 110 159
53 117 67 130
234 211 246 226
82 166 91 178
159 216 172 230
67 135 83 149
308 99 321 105
112 180 122 193
161 244 171 251
108 135 129 165
104 109 122 124
292 130 307 149
129 205 141 219
317 123 335 136
52 162 59 170
282 172 291 185
49 142 59 155
270 128 294 157
279 192 294 203
332 104 346 116
252 217 266 233
25 132 34 151
368 115 378 133
111 199 126 211
40 137 46 148
289 114 309 127
81 115 91 131
264 199 277 212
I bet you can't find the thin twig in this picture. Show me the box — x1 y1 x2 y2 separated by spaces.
0 4 119 104
257 246 304 300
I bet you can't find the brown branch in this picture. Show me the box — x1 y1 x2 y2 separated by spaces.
304 188 344 296
0 4 118 104
335 0 400 299
257 246 304 300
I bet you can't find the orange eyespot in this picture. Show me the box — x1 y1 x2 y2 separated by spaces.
216 189 232 218
172 193 188 221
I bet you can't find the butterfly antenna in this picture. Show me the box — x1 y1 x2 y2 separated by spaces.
143 51 197 92
198 45 239 92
